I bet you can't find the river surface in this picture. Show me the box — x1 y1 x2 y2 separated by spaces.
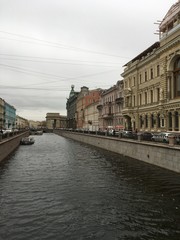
0 133 180 240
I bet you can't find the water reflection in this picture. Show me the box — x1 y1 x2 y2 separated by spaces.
0 133 179 240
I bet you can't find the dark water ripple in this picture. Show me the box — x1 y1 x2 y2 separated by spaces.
0 133 180 240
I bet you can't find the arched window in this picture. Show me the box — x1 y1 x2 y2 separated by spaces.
140 116 143 128
168 112 172 131
145 115 148 128
174 111 179 131
174 57 180 97
157 114 160 128
151 114 155 128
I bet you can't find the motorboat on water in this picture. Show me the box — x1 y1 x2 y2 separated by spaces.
20 137 35 145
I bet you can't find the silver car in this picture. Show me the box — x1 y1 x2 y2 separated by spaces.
151 132 171 143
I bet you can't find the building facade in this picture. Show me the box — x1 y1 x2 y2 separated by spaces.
114 80 124 130
0 98 5 130
66 85 79 129
75 86 101 129
46 113 67 129
97 81 124 130
16 115 29 129
84 101 100 131
4 101 16 130
121 1 180 132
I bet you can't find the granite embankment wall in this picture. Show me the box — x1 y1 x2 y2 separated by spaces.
0 132 29 162
54 130 180 173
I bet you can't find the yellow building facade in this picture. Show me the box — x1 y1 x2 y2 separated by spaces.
16 115 29 129
122 1 180 132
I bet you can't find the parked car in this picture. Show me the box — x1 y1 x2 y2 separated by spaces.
122 130 133 138
175 134 180 144
151 132 171 143
108 129 114 135
1 129 12 134
13 129 19 132
1 130 6 135
140 132 154 141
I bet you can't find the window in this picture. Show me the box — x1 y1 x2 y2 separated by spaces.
145 92 147 105
157 88 160 102
151 114 154 128
139 94 142 106
157 65 160 77
145 115 148 128
133 77 135 86
140 116 143 128
150 68 153 79
168 112 172 130
174 57 180 97
150 90 153 103
139 74 142 84
161 118 164 127
145 71 147 82
157 114 160 128
175 111 179 131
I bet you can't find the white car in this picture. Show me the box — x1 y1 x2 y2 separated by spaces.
151 132 171 143
2 129 12 134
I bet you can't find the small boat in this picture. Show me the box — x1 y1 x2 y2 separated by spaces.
36 130 43 135
30 130 43 135
20 137 35 145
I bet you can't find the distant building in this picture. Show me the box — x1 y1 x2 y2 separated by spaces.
16 115 29 129
114 80 124 130
66 85 79 129
46 113 67 129
0 98 5 129
76 86 102 129
83 89 102 131
4 101 16 129
29 120 41 129
97 85 117 130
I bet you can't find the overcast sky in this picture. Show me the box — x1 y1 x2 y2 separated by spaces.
0 0 177 121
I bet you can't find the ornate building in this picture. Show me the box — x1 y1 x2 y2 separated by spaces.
84 101 100 131
97 80 124 130
121 1 180 132
97 85 116 130
114 80 124 130
75 86 101 129
46 113 67 129
66 85 79 129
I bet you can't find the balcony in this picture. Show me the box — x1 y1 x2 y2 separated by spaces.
97 104 103 110
115 97 124 104
106 101 112 105
102 113 113 119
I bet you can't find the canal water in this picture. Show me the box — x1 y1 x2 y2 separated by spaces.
0 133 180 240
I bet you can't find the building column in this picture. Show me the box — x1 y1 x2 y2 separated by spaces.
154 113 158 132
148 113 151 131
166 111 169 131
131 115 136 131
